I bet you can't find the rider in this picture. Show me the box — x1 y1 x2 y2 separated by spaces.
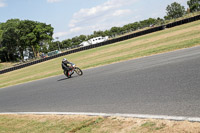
61 58 73 77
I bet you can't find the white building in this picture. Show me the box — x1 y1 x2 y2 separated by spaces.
79 41 90 47
88 36 109 45
79 36 109 47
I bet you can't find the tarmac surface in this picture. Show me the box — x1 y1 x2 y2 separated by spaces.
1 46 200 117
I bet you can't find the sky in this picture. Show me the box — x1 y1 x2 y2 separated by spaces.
0 0 188 41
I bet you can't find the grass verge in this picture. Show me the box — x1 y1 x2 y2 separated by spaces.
0 20 200 88
0 114 200 133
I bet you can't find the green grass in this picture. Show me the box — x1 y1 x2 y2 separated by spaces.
140 121 166 132
0 20 200 88
141 121 156 128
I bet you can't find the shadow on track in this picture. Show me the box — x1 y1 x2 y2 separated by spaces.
57 75 80 82
57 78 68 81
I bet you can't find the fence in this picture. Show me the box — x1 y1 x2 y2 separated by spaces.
0 14 200 74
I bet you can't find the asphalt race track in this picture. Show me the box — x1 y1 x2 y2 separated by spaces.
0 46 200 118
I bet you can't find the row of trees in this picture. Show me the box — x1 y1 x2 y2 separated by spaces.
51 17 163 52
59 0 200 52
165 0 200 19
0 0 200 62
0 19 53 62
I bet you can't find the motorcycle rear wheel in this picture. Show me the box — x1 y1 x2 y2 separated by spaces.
64 70 71 78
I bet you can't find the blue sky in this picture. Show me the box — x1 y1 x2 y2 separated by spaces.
0 0 188 41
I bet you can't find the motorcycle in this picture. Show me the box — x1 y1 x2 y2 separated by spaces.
63 63 83 78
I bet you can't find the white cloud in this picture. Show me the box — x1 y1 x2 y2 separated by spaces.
68 0 138 37
170 0 188 7
53 32 68 38
113 9 132 16
70 0 136 26
0 0 6 7
174 0 187 4
47 0 62 3
70 27 82 33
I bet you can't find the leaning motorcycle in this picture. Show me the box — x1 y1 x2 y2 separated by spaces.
64 63 83 78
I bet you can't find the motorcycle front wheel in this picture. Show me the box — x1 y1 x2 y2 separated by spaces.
74 67 83 76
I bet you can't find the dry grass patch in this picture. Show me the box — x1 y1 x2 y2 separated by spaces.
0 114 200 133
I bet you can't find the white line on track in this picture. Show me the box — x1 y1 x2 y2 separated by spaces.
1 112 200 122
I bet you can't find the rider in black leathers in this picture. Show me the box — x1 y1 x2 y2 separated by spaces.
61 58 73 77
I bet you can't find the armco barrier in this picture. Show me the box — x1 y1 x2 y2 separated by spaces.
1 14 200 74
166 14 200 28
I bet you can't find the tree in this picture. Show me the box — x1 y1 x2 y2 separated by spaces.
139 18 157 28
0 19 20 61
17 20 36 59
104 30 111 36
0 23 6 62
62 39 72 48
71 36 80 46
48 41 58 51
110 27 122 36
32 22 54 57
165 2 186 19
0 19 54 62
40 44 49 53
156 17 165 25
78 35 87 42
18 20 53 58
187 0 200 12
130 22 141 31
93 31 105 37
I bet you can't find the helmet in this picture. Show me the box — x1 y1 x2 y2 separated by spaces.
62 58 67 62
